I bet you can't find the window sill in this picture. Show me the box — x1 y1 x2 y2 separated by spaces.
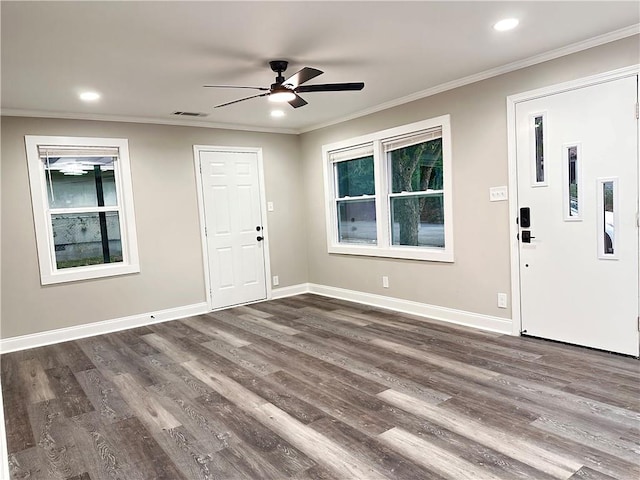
40 263 140 285
328 245 454 262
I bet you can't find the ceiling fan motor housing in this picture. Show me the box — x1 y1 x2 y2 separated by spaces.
271 83 291 92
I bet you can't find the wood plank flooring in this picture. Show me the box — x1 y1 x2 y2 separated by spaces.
2 293 639 479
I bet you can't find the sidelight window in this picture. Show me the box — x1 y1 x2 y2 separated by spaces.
26 136 140 284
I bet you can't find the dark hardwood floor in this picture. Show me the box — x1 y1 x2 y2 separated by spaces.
2 294 639 479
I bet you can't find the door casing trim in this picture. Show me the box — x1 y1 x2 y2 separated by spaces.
506 64 640 336
193 145 272 311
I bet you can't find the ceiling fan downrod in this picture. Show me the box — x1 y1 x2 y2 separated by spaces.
269 60 289 85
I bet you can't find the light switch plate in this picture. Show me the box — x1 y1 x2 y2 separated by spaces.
489 186 508 202
267 202 274 211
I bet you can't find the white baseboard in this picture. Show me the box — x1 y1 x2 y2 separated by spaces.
0 283 513 354
306 284 512 335
0 302 209 354
271 283 311 299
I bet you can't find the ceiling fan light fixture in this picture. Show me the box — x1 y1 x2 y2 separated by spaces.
269 88 296 103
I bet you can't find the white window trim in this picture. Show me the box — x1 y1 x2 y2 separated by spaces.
322 115 454 262
25 135 140 285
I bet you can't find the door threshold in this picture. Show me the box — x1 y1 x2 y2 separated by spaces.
520 333 639 360
210 297 269 312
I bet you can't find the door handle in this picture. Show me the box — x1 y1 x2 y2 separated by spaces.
256 236 264 242
521 230 535 243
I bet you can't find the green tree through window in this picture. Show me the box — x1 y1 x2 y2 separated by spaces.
390 138 443 246
336 156 375 197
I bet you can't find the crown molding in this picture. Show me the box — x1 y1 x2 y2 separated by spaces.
0 109 299 135
299 24 640 134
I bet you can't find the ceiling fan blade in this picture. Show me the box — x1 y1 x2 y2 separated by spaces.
296 82 364 93
214 92 269 108
288 94 308 109
283 67 323 89
204 85 270 91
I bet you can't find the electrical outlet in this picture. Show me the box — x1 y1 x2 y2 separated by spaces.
267 201 274 211
382 276 389 288
489 186 508 202
272 275 279 286
497 293 508 309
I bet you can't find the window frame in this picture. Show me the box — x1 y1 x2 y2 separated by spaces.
322 115 454 262
331 144 378 246
25 135 140 285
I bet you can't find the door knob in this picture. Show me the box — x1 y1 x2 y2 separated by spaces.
256 236 264 242
256 226 262 231
521 230 535 243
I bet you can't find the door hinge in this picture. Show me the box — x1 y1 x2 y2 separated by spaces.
636 102 639 120
204 226 207 236
637 316 640 332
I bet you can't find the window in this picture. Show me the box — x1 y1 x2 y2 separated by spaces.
530 113 547 186
563 143 581 221
25 136 140 284
323 116 453 262
331 145 376 245
597 177 618 259
386 130 444 248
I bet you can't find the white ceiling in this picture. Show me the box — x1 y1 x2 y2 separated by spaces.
1 1 638 133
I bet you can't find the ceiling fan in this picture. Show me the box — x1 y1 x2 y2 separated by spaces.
204 60 364 109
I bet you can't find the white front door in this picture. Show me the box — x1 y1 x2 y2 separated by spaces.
515 75 639 356
198 149 267 309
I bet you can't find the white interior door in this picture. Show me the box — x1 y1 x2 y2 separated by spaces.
515 75 639 356
199 149 267 309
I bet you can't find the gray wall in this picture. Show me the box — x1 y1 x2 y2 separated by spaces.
298 36 639 319
2 36 637 339
1 118 306 338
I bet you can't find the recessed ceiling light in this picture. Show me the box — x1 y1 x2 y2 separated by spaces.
270 110 285 118
79 91 101 101
493 18 519 32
